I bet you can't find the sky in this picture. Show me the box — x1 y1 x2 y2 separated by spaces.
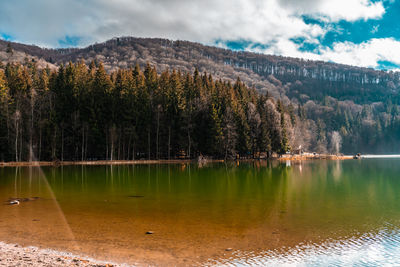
0 0 399 70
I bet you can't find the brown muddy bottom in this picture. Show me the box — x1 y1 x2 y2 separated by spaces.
1 160 400 266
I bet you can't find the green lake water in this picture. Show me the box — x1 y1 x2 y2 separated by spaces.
1 159 400 266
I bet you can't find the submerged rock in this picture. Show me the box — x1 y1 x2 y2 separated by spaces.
8 200 20 205
5 197 40 205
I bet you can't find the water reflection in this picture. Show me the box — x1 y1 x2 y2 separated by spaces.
0 159 400 265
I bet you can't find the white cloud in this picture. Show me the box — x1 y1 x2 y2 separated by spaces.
279 0 385 22
1 0 382 48
371 25 380 34
250 38 400 69
0 0 394 69
319 0 385 21
83 0 327 48
320 38 400 68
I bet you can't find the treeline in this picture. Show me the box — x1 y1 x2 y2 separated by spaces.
300 96 400 154
0 61 297 162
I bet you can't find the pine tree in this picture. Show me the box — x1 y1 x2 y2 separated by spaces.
279 110 290 155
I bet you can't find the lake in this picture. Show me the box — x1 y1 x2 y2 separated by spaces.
1 159 400 266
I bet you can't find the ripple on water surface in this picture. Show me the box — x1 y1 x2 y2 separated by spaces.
211 227 400 266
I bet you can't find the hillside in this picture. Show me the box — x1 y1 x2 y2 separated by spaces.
1 37 400 155
2 37 400 101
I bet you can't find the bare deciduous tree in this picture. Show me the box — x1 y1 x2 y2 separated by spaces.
330 131 342 155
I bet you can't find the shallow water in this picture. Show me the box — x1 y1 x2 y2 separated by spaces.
1 159 400 266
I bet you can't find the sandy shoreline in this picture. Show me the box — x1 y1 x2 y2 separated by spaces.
0 159 197 167
0 242 128 267
0 155 354 167
278 154 354 161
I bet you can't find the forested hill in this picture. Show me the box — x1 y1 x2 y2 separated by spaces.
2 38 400 95
1 37 400 157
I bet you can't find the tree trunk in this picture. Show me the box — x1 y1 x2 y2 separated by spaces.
168 126 171 160
29 135 33 161
110 139 114 161
39 126 42 161
52 129 57 160
61 126 64 161
110 128 114 161
122 130 125 160
84 126 88 160
127 133 131 160
38 108 42 161
6 105 9 141
81 126 85 161
118 128 121 160
29 100 34 162
156 109 160 159
148 129 151 160
106 130 109 160
14 120 18 162
225 143 228 161
19 128 22 162
187 129 191 159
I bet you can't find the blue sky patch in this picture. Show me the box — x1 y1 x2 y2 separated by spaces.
217 39 254 51
377 60 400 70
58 35 82 47
0 32 13 41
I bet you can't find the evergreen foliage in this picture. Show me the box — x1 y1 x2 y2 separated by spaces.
0 62 296 161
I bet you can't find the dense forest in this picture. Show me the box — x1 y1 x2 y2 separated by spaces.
1 37 400 159
0 60 300 161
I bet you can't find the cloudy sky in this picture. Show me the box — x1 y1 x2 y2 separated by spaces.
0 0 399 69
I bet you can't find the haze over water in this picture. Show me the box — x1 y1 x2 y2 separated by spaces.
1 159 400 266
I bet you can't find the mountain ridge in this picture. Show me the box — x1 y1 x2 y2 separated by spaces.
1 36 396 73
